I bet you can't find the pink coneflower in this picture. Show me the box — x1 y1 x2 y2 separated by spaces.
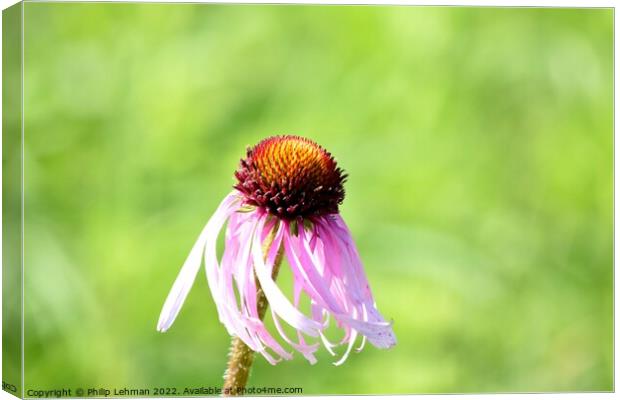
157 135 395 392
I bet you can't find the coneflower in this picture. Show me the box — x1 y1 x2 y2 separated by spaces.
157 135 396 395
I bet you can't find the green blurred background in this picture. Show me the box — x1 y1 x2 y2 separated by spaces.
19 3 612 394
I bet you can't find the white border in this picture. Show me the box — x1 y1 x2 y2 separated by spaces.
19 1 23 397
1 0 617 5
0 1 615 400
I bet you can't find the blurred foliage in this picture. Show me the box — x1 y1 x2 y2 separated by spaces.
18 3 612 394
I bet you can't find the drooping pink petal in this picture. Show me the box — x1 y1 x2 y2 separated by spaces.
202 198 263 350
157 192 240 332
234 214 295 362
284 229 342 314
226 211 255 318
284 221 360 356
333 329 358 366
252 214 323 337
217 212 255 337
322 216 397 349
290 214 397 351
297 333 318 364
356 335 367 353
292 293 320 364
270 309 318 358
212 209 292 365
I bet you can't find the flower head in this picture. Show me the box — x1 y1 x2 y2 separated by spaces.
158 135 396 365
234 135 346 219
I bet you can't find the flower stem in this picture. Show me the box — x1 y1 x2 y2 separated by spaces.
222 223 284 396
